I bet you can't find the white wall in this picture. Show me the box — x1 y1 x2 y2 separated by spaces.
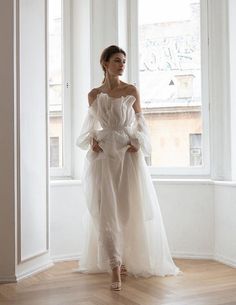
0 0 52 283
0 0 16 282
156 180 214 258
90 0 119 87
19 0 49 263
214 183 236 267
15 0 52 280
228 0 236 180
50 180 215 261
50 181 87 261
208 0 231 180
71 0 92 179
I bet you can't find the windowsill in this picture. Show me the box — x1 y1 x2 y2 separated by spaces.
50 179 82 186
50 177 236 187
213 181 236 187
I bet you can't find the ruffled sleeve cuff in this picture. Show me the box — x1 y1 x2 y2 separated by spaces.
130 112 152 157
76 107 100 150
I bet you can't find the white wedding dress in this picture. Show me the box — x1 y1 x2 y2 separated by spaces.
76 92 182 277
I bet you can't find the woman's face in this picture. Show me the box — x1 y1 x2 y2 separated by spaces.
104 52 126 76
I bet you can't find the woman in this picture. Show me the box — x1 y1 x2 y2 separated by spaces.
76 45 182 291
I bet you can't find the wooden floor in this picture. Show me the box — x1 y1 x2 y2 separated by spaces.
1 259 236 305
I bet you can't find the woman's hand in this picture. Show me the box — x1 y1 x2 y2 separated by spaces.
91 138 103 152
127 144 138 153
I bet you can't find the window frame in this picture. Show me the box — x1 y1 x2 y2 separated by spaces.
129 0 210 177
48 0 72 178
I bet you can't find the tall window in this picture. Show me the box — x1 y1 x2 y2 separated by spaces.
48 0 71 177
138 0 207 171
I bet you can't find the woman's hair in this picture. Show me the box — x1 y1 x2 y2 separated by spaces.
100 45 126 83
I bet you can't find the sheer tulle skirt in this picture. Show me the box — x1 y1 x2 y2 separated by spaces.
77 149 181 277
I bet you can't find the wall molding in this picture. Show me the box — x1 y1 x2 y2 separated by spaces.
16 261 54 282
214 181 236 187
0 275 17 284
50 178 236 187
172 252 214 260
214 254 236 269
51 253 81 263
50 251 236 270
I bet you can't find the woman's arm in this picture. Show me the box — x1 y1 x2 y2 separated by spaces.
125 85 141 153
126 85 152 157
127 85 142 114
88 89 103 153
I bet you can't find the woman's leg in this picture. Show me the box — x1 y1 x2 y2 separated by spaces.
100 229 122 282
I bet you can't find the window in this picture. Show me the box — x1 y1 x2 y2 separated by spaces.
190 133 202 166
137 0 209 175
48 0 71 178
50 137 60 167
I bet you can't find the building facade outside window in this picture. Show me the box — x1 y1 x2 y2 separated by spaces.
138 0 209 174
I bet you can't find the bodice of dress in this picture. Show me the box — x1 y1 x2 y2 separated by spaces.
91 92 136 132
76 92 152 158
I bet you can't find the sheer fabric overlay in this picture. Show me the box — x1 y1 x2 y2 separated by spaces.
76 92 182 277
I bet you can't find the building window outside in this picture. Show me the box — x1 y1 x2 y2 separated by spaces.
138 0 203 168
189 133 202 166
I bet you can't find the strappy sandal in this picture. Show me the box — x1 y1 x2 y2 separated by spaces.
111 262 122 291
110 281 121 291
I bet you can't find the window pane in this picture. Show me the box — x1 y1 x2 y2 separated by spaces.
48 0 63 168
138 0 202 167
50 137 60 167
189 133 202 166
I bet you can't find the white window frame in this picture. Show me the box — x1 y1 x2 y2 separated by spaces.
48 0 71 178
128 0 210 177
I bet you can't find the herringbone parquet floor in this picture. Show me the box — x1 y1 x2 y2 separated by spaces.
1 259 236 305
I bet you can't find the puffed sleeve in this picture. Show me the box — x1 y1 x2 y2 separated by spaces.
130 112 152 157
76 107 101 150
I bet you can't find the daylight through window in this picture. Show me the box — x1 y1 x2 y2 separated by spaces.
139 0 202 168
48 0 64 169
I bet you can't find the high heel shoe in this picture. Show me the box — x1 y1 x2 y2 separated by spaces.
111 281 121 291
111 263 122 291
120 264 127 275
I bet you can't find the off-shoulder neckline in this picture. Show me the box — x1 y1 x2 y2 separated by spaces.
89 93 142 115
89 91 136 108
96 91 136 100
